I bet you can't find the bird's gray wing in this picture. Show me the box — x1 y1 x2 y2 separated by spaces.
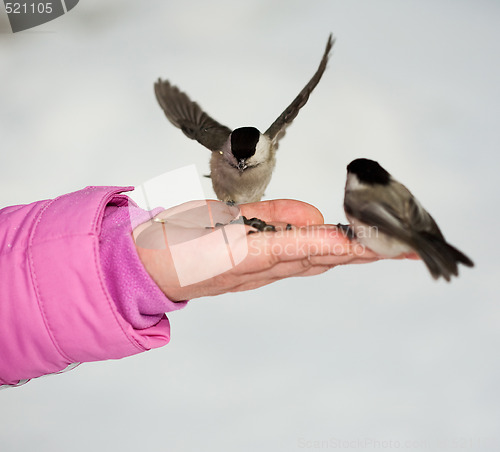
264 33 334 147
404 194 473 277
344 181 414 244
154 79 232 151
404 194 444 238
404 196 473 279
344 191 414 245
348 182 440 242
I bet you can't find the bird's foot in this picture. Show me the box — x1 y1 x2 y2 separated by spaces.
207 215 277 235
336 223 355 240
243 216 277 234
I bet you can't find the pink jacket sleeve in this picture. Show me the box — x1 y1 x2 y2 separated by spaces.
0 186 182 387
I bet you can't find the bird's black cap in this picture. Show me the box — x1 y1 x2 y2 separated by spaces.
231 127 260 160
347 158 391 185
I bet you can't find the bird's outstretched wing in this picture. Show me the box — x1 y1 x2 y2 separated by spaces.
264 33 335 146
154 79 232 152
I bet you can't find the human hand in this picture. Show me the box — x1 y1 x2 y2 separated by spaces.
133 199 391 301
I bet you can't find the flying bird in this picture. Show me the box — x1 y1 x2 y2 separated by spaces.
343 158 474 281
155 34 334 204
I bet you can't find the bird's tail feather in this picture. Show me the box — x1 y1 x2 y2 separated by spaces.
415 232 474 282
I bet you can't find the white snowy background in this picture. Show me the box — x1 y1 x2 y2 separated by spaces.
1 1 499 451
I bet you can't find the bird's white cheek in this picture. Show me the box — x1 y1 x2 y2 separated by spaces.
345 174 363 192
248 135 272 165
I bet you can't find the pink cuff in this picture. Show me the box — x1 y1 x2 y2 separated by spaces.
99 196 187 330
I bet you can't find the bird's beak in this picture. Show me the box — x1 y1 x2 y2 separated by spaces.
237 159 247 171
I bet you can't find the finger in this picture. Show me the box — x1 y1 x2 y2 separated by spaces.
308 253 380 266
228 263 334 292
241 256 328 279
246 225 377 266
240 199 324 226
402 252 420 260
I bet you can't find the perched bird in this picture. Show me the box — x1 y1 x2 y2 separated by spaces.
343 158 474 281
154 34 334 204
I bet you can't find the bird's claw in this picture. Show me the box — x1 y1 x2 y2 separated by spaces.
336 223 355 240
